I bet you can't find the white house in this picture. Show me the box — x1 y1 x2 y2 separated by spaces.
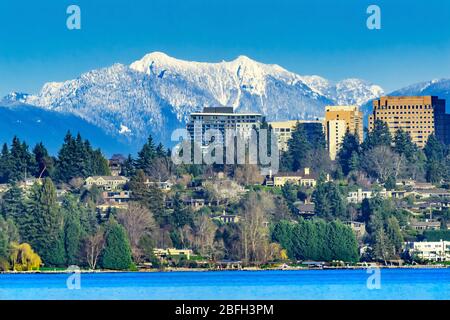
347 188 388 204
406 240 450 262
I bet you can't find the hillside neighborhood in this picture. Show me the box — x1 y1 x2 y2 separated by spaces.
0 95 450 272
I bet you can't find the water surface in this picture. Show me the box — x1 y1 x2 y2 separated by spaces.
0 269 449 300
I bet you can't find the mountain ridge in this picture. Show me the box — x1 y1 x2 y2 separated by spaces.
3 52 384 146
2 52 449 150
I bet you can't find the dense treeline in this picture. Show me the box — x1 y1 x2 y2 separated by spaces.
0 132 110 184
272 219 359 262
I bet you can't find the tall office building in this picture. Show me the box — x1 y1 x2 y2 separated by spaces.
186 107 264 145
325 105 364 160
269 120 324 152
368 96 450 148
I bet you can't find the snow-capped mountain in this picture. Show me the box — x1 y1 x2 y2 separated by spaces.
1 92 32 105
361 78 450 118
4 52 385 147
389 78 450 112
302 76 384 106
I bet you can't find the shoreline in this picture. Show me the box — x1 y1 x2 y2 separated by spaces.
1 264 448 274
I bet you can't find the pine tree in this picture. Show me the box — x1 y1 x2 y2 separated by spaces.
136 135 157 174
337 131 360 176
312 181 348 220
33 142 54 178
56 132 110 182
393 129 417 161
156 143 166 158
283 123 311 171
0 143 12 183
56 132 78 182
22 178 65 266
362 120 392 151
1 183 25 222
171 192 193 228
424 135 446 183
101 219 132 270
61 195 83 265
121 154 136 177
8 137 36 182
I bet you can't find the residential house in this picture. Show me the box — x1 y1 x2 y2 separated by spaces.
410 219 441 232
265 168 319 187
409 188 450 199
183 198 206 210
347 188 387 204
406 240 450 261
102 191 132 204
347 188 406 204
85 176 128 191
214 211 240 224
96 203 129 214
144 178 174 191
153 248 193 260
293 202 315 219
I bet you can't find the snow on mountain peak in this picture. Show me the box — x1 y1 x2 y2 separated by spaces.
1 92 31 105
11 51 385 146
302 76 384 106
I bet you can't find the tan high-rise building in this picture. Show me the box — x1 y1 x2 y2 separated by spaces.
368 96 450 148
269 120 324 152
325 105 364 160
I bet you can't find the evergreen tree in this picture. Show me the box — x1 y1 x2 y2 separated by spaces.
33 142 54 178
136 135 157 174
393 129 417 161
8 136 36 181
101 219 132 270
56 131 110 182
424 135 446 183
56 132 78 182
272 219 358 262
61 195 83 265
0 216 19 261
1 183 25 222
311 181 348 220
121 154 136 177
386 216 403 255
171 192 193 228
156 143 166 158
21 178 65 266
362 120 392 151
282 123 311 171
0 143 12 183
337 131 360 176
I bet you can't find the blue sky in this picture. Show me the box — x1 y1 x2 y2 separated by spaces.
0 0 449 96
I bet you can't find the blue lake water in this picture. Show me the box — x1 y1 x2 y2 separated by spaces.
0 269 449 300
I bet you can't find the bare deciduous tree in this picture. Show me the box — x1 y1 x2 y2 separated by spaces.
363 146 403 182
239 192 273 265
234 165 264 186
192 215 217 257
83 229 105 270
117 202 156 262
148 157 174 182
203 179 243 205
